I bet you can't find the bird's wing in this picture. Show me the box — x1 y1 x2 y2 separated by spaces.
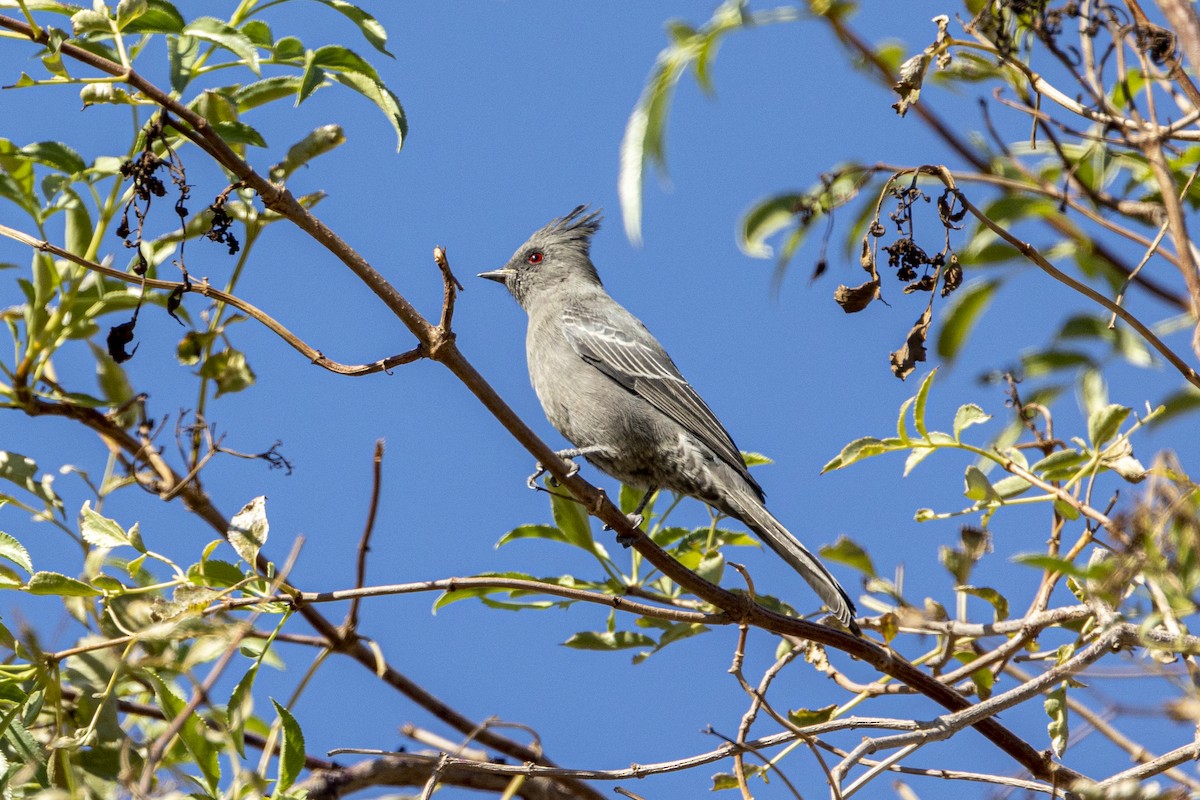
561 303 763 498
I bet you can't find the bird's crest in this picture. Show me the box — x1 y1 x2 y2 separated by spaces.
534 205 602 255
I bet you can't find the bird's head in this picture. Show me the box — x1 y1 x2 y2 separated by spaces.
480 205 603 308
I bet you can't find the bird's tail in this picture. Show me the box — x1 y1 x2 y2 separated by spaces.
722 485 859 635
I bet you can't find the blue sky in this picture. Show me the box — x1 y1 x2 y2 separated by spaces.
2 1 1196 797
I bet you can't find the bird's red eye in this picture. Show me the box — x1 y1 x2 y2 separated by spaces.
527 251 543 265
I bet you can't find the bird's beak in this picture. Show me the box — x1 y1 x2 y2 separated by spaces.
477 268 514 284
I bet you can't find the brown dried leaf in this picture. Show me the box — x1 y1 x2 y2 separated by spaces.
890 306 932 379
835 280 881 313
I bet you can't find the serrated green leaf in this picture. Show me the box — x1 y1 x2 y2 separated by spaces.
79 501 131 548
549 488 592 552
20 141 86 174
71 8 110 35
27 571 100 596
270 699 305 797
903 445 935 476
313 0 392 55
149 672 220 792
211 120 267 148
184 17 261 74
0 533 32 574
227 664 257 757
234 75 304 111
327 71 406 151
1087 403 1130 447
121 0 183 33
240 19 272 46
227 496 268 565
953 404 991 441
273 35 305 61
310 44 379 81
821 436 904 472
1030 449 1088 481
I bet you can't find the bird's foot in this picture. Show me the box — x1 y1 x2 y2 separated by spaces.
606 512 643 541
613 513 644 547
525 449 586 489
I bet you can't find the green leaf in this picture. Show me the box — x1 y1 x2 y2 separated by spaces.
936 279 998 360
903 446 934 476
234 75 304 111
991 475 1032 499
953 404 991 441
122 0 184 33
787 704 836 727
311 0 391 55
550 487 592 552
270 699 305 797
183 17 261 74
958 585 1009 621
273 35 305 61
297 51 326 105
211 120 267 148
168 31 200 92
241 19 272 46
199 347 256 396
0 453 61 517
1087 403 1130 448
913 368 937 439
563 631 656 651
1014 553 1112 581
0 532 32 574
1045 684 1068 758
327 71 407 151
1030 449 1088 481
269 124 345 182
963 465 998 503
712 765 765 791
21 141 86 174
79 501 131 548
71 8 111 35
953 650 995 699
821 436 904 472
310 44 379 81
26 571 100 597
115 0 147 29
149 672 220 792
820 535 876 577
619 57 682 245
740 450 773 468
739 193 804 258
227 496 268 565
227 664 257 757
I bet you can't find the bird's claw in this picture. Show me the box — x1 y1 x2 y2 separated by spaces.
608 513 644 547
526 454 582 490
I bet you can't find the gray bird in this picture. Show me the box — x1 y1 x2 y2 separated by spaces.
480 206 858 634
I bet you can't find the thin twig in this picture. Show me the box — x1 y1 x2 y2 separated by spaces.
344 439 385 633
